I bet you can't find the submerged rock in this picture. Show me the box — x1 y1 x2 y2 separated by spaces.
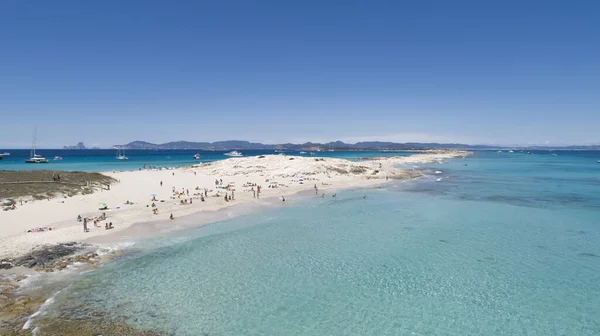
2 242 90 270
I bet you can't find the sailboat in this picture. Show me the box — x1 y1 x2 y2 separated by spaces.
25 127 49 163
116 147 128 160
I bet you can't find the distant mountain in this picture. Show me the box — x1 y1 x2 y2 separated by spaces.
63 142 88 150
116 140 489 150
114 140 600 151
119 140 274 150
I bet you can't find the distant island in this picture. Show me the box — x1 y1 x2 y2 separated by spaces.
114 140 475 151
63 142 88 150
113 140 600 151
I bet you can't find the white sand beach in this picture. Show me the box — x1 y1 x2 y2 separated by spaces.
0 151 468 259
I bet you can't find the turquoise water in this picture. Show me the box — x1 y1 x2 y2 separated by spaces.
0 149 412 172
38 151 600 335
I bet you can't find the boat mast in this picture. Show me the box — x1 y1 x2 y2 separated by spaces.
31 125 37 158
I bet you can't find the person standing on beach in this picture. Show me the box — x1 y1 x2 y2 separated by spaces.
160 181 163 187
83 218 88 232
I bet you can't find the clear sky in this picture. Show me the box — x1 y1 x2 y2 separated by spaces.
1 0 599 148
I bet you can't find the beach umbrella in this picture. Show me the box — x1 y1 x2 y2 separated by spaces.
151 193 157 197
98 202 107 207
2 199 14 206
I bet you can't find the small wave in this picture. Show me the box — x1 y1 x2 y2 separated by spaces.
23 289 62 330
96 241 136 256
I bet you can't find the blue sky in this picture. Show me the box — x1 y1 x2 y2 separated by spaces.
1 0 599 148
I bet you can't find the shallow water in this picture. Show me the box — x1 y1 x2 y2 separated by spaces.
35 151 600 335
0 149 413 172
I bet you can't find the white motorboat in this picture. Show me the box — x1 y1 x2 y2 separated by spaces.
224 151 242 157
551 153 558 156
25 127 49 163
54 156 63 160
193 153 201 160
0 152 9 156
116 147 128 160
508 150 514 153
299 151 307 154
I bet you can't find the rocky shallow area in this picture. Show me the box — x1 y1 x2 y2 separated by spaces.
0 242 126 335
0 242 94 270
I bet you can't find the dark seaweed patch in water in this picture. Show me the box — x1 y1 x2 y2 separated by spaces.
531 176 600 186
454 191 600 210
401 185 449 196
578 252 599 258
456 194 540 208
403 227 415 231
438 239 449 243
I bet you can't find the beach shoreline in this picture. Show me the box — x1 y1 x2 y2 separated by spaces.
0 150 470 334
0 151 469 260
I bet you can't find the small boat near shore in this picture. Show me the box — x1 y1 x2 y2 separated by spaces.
224 151 243 157
0 152 9 156
54 156 63 160
193 153 201 160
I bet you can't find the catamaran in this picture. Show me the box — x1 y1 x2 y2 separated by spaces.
25 127 49 163
116 147 128 160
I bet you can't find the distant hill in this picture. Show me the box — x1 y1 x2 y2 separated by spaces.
114 140 600 151
63 142 88 150
116 140 494 150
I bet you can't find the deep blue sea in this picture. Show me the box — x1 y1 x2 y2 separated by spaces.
0 149 413 172
30 151 600 335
